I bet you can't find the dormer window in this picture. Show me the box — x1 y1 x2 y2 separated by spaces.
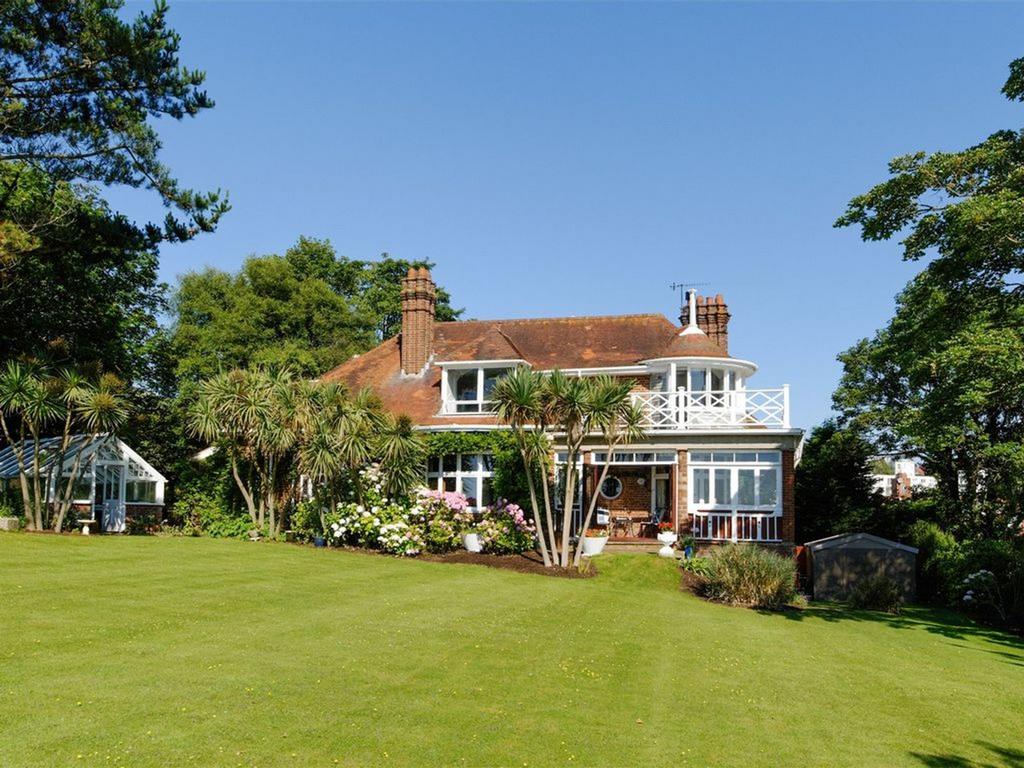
441 364 516 414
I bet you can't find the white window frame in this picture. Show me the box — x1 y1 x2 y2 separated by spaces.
592 451 678 465
425 452 494 509
688 451 781 516
439 363 518 415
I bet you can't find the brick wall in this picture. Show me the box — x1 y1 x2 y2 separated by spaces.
781 449 795 544
676 449 690 537
597 467 650 523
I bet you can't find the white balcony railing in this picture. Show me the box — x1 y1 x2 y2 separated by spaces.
631 387 789 431
691 511 781 542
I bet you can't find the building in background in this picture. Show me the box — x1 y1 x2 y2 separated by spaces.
870 457 937 500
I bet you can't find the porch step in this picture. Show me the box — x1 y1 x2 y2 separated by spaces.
603 539 665 554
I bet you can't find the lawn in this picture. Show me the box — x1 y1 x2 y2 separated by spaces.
1 537 1022 767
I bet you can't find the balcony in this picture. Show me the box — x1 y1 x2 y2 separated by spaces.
631 387 790 431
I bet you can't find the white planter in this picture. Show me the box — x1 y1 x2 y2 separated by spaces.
656 531 678 558
462 532 483 553
581 535 609 557
0 516 20 532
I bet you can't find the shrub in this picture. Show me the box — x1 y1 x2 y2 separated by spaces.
290 499 325 542
174 487 250 539
848 575 903 614
0 501 20 519
909 520 959 601
698 544 798 610
680 556 711 578
475 500 535 555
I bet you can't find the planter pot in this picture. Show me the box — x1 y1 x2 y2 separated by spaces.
581 535 609 557
462 532 483 553
684 545 694 560
0 516 20 532
313 536 326 548
656 531 678 559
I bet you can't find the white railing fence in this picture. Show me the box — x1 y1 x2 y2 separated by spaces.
690 511 780 542
631 387 789 430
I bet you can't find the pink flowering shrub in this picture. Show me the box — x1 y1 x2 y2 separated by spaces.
476 500 536 555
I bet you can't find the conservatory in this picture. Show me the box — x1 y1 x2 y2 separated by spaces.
0 434 166 532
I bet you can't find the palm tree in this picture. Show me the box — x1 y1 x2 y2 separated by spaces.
375 413 425 500
0 362 128 531
492 366 553 567
543 370 592 567
50 372 128 531
572 376 645 566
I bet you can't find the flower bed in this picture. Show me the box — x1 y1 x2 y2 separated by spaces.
325 467 536 557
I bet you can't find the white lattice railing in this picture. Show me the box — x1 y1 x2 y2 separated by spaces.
691 511 781 542
631 387 789 430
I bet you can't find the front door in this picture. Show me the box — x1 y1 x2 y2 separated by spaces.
100 465 125 532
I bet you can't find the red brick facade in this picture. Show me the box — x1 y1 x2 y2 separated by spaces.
781 449 795 544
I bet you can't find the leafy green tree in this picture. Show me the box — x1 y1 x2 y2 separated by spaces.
795 420 879 543
0 163 163 378
170 239 461 385
834 57 1024 539
0 0 228 249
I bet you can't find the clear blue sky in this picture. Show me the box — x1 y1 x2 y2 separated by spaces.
113 1 1024 430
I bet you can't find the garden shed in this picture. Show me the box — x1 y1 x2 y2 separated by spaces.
805 532 918 602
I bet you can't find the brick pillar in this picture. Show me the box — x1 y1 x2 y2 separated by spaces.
400 267 436 375
695 294 730 353
781 449 795 544
675 450 690 537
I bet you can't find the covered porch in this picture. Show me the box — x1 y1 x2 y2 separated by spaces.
574 450 677 541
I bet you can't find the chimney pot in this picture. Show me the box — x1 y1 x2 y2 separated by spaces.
694 292 731 353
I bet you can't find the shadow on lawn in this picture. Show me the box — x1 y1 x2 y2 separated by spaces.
911 741 1024 767
770 603 1024 662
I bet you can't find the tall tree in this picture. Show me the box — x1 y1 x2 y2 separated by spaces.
834 57 1024 538
170 240 462 386
794 420 880 543
0 0 228 253
0 163 162 378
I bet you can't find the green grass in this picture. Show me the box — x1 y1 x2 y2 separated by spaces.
1 537 1023 768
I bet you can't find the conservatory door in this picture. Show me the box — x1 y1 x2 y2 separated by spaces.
101 465 126 533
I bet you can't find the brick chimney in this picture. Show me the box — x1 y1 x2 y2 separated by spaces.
694 294 730 353
400 267 436 375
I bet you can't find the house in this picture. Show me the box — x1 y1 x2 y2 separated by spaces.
0 434 166 532
322 268 803 547
870 457 937 500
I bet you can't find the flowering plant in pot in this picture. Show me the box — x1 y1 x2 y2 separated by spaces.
581 527 609 557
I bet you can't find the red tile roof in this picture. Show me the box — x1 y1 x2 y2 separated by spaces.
321 313 726 425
